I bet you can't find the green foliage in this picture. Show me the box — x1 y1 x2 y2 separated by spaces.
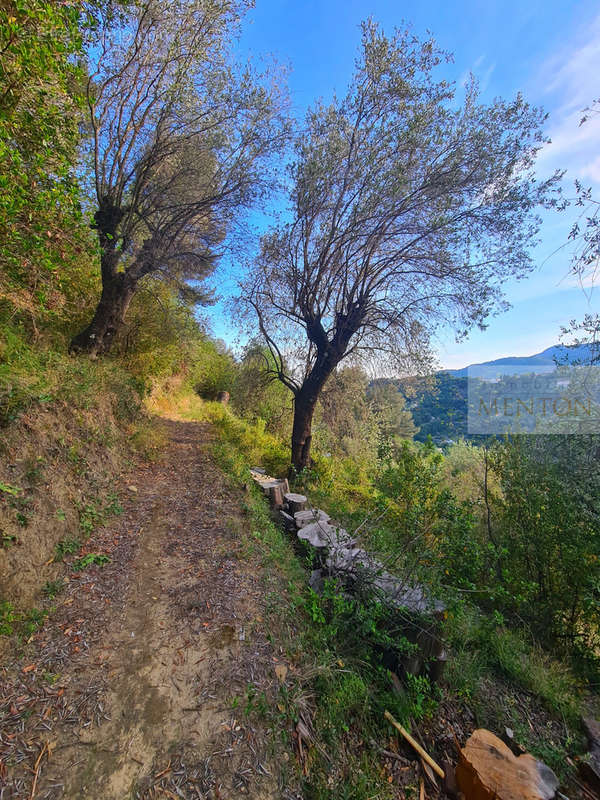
78 502 101 538
367 380 419 457
0 599 47 638
446 605 583 724
71 553 110 571
401 373 469 444
0 600 17 635
54 537 80 562
0 1 99 335
42 579 65 600
190 338 237 401
365 440 476 593
244 683 270 718
0 481 22 496
0 328 143 426
231 340 293 437
491 436 600 653
307 579 418 670
78 492 122 538
1 530 17 547
314 367 380 465
111 279 234 392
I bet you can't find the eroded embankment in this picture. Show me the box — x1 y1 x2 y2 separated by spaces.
0 393 139 611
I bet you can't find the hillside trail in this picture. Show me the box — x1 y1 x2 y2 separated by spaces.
1 419 295 799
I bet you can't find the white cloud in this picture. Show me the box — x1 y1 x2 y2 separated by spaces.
534 14 600 187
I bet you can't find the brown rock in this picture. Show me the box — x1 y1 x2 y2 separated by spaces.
455 729 558 800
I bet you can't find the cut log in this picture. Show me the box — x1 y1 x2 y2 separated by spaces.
298 521 350 549
326 546 367 571
284 492 307 515
279 509 295 524
428 650 448 683
309 569 325 594
294 508 331 528
258 479 282 495
583 718 600 751
455 729 559 800
297 522 332 548
580 718 600 793
441 760 458 798
269 483 286 509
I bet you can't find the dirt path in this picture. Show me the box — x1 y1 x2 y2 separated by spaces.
1 420 295 799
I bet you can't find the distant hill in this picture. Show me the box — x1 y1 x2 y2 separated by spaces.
384 343 597 445
447 343 594 378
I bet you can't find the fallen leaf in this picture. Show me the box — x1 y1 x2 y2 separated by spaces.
275 664 288 683
22 664 36 673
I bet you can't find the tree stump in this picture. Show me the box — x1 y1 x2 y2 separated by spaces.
284 492 307 515
294 508 330 528
269 483 286 509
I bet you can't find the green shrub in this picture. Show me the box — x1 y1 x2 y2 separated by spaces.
72 553 110 571
54 537 80 561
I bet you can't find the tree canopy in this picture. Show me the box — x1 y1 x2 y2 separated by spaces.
242 21 561 470
70 0 289 355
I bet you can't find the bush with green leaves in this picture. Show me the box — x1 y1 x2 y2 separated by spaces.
231 340 293 437
0 1 99 337
490 435 600 654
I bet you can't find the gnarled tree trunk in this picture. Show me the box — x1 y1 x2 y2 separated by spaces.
290 346 342 473
70 200 137 357
69 271 135 357
291 392 317 474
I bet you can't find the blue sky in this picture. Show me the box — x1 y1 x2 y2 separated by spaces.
205 0 600 370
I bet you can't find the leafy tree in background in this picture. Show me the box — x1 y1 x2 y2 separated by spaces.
491 435 600 652
70 0 289 356
315 366 379 462
367 381 418 456
231 340 293 435
0 1 97 336
242 21 561 473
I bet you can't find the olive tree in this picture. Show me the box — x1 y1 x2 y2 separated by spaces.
70 0 288 356
241 22 560 472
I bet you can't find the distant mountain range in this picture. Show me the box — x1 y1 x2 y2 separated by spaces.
446 343 595 378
